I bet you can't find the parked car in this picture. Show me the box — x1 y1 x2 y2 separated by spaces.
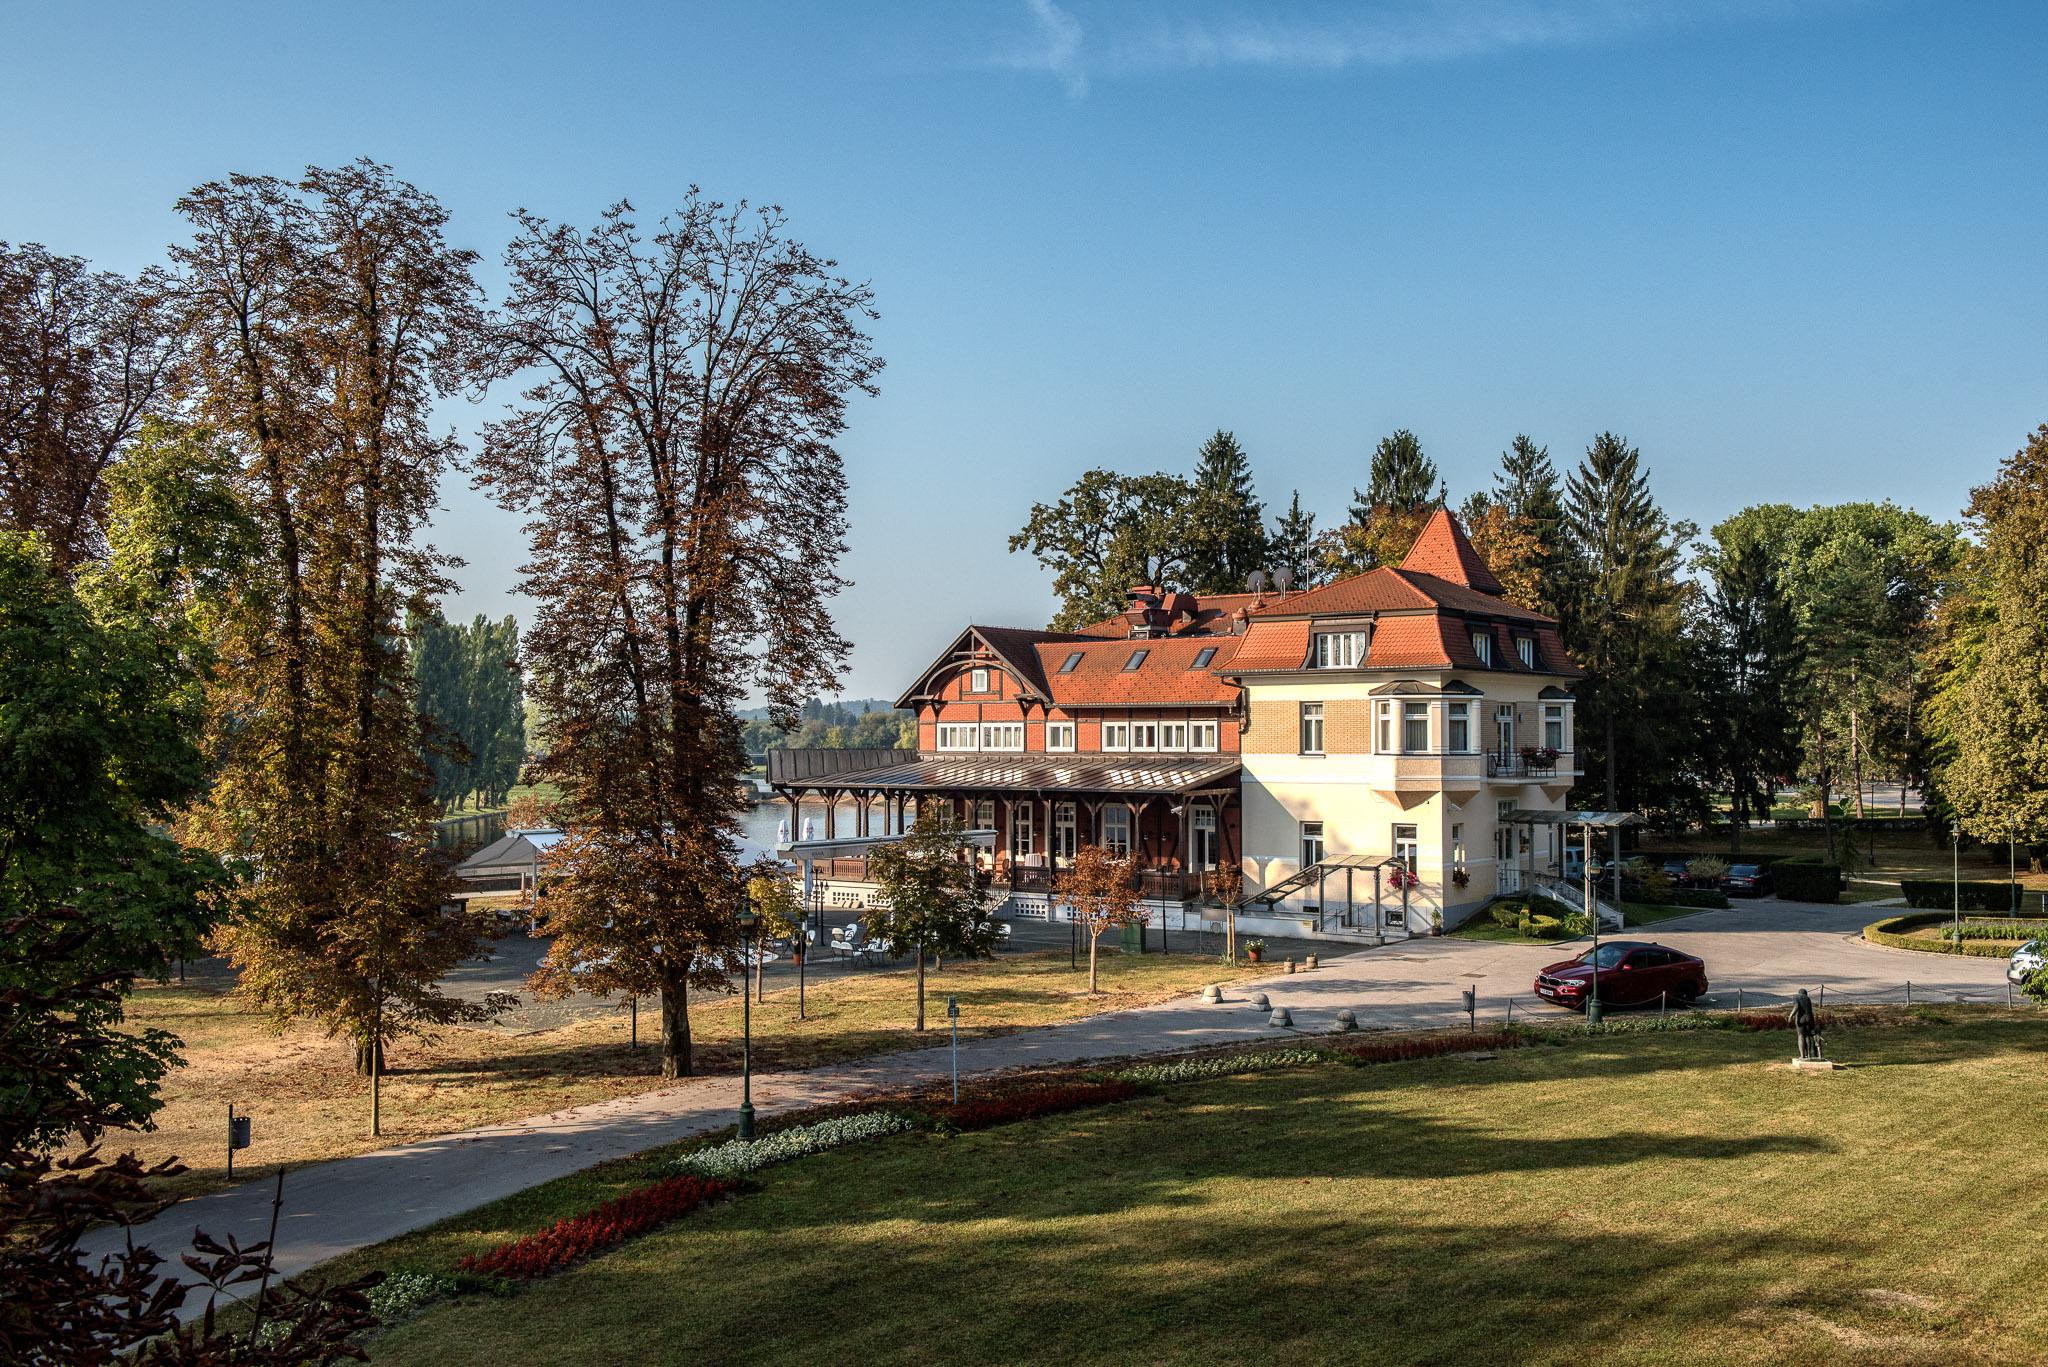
1659 858 1693 886
1721 863 1775 898
1533 940 1709 1011
2009 940 2045 987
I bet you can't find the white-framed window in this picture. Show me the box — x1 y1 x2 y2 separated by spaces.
1494 704 1514 755
1313 631 1367 669
1516 636 1535 668
1159 721 1188 750
1299 702 1324 755
1009 802 1033 858
1472 630 1493 666
1192 804 1218 869
1046 721 1076 752
979 722 1023 751
1401 701 1429 753
1190 720 1218 751
1129 721 1159 751
969 667 990 693
936 722 978 750
1101 806 1131 856
1101 721 1130 750
1544 703 1566 751
1451 822 1465 868
1053 801 1078 860
1375 700 1395 754
1447 701 1472 753
1394 822 1419 872
1300 820 1325 868
975 799 994 829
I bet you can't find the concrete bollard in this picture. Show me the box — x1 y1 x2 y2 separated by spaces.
1334 1008 1357 1032
1269 1007 1293 1027
1202 983 1223 1004
1305 954 1319 971
1284 957 1296 974
1251 991 1270 1010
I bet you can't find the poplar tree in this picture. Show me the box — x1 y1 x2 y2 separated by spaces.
480 194 880 1078
1929 425 2048 866
173 160 492 1088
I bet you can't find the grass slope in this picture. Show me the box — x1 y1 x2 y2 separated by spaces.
370 1013 2048 1365
106 949 1249 1200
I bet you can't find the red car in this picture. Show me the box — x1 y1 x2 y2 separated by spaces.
1534 940 1708 1011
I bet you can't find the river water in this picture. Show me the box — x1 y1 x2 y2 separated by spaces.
437 795 853 863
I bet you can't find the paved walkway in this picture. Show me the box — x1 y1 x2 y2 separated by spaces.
88 898 2017 1312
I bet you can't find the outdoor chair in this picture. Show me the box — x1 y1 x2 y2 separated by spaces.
831 923 866 960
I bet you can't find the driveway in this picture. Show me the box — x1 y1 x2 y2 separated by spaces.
88 897 2019 1315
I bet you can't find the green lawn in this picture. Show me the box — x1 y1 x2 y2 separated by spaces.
368 1013 2048 1365
1623 901 1721 927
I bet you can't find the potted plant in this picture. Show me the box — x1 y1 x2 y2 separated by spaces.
1244 938 1266 964
1430 910 1443 936
1451 867 1470 890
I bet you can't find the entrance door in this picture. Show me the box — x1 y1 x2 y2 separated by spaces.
1192 803 1217 870
1009 802 1033 860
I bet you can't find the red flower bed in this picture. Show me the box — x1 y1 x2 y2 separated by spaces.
937 1079 1141 1132
456 1174 737 1281
1345 1029 1526 1065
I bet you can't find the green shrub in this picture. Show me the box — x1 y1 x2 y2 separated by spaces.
1686 856 1730 883
1899 880 2023 912
1561 910 1591 936
1863 912 2018 957
1490 902 1522 929
1118 1048 1326 1087
1773 857 1841 904
1669 887 1731 910
1526 914 1567 940
1940 920 2048 943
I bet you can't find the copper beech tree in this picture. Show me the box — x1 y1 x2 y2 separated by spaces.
478 194 881 1077
1056 843 1145 993
172 162 493 1091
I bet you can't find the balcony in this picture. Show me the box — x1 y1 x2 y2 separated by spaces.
1486 749 1576 781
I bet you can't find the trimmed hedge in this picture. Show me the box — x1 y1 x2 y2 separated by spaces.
1668 887 1731 910
1900 880 2023 912
1118 1048 1326 1087
1772 856 1841 903
1863 912 2019 958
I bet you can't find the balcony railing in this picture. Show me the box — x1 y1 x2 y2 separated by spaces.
802 855 1212 903
1487 749 1574 779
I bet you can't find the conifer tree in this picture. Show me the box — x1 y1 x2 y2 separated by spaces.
1270 489 1318 589
1183 429 1267 593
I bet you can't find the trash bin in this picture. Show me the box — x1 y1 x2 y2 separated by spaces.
1120 920 1144 952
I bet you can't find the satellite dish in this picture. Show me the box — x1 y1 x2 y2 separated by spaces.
1274 564 1294 593
1247 570 1267 594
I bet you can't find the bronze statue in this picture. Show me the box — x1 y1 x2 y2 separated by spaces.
1788 988 1824 1060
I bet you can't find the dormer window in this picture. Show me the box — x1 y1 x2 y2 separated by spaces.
1313 631 1367 669
1191 646 1217 669
1472 630 1493 666
1123 649 1148 672
1516 636 1535 668
970 667 990 693
1058 651 1083 674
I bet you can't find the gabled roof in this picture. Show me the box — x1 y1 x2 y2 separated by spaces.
893 625 1095 709
1401 506 1504 595
1032 635 1239 706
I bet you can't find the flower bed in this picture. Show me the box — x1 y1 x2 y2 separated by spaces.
1345 1029 1527 1064
670 1110 913 1181
456 1174 737 1281
934 1079 1141 1132
1117 1048 1326 1087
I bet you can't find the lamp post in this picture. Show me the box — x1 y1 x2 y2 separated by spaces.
1952 820 1962 953
947 994 961 1104
736 896 758 1141
1583 823 1602 1026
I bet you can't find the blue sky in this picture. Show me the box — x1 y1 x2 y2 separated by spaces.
5 0 2044 699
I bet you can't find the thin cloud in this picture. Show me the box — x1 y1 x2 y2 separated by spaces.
989 0 1833 94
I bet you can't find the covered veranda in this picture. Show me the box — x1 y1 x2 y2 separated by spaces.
766 749 1242 903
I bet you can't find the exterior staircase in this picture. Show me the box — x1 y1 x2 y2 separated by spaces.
1532 873 1625 932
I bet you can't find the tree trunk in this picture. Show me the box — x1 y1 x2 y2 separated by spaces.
353 1036 384 1076
1819 756 1837 864
659 973 691 1078
914 945 926 1031
1849 708 1867 819
1088 930 1100 993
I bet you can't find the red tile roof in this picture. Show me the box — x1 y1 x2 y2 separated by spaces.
1366 615 1457 668
1228 620 1311 671
1031 636 1240 706
1401 507 1504 595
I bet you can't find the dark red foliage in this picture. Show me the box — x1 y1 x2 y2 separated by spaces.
455 1176 737 1282
1344 1030 1527 1065
935 1079 1142 1132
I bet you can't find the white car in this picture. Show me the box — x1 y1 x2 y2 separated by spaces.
2009 940 2045 987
